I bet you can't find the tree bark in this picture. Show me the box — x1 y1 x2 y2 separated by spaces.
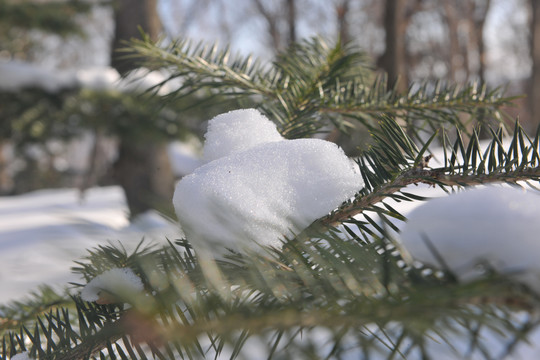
110 0 175 218
529 0 540 132
468 0 491 84
378 0 408 93
286 0 296 47
114 140 174 217
0 140 12 195
336 0 351 44
442 0 461 81
111 0 161 75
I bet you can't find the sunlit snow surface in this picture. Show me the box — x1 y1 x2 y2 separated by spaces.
201 108 284 163
174 109 363 254
400 185 540 292
10 352 31 360
80 267 143 302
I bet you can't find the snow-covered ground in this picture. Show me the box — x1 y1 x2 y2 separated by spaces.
3 182 540 359
0 186 182 304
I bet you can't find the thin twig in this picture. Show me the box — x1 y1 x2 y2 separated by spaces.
318 166 540 228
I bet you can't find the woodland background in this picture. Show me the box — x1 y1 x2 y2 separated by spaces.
1 0 539 218
2 1 540 358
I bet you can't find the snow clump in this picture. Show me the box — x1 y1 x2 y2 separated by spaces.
202 108 284 163
11 352 33 360
399 185 540 292
81 267 144 303
173 109 362 255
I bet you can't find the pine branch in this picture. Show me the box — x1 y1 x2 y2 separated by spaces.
0 287 72 336
3 229 540 359
321 79 515 136
128 36 514 140
323 80 513 116
53 321 123 360
0 0 94 36
127 36 276 98
319 166 540 228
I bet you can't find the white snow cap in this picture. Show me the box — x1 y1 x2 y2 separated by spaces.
400 185 540 292
80 267 144 302
11 352 32 360
174 109 362 254
202 109 284 163
0 60 177 95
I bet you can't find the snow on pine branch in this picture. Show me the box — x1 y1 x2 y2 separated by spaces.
80 267 143 304
0 60 176 94
400 185 540 293
173 109 363 255
11 352 32 360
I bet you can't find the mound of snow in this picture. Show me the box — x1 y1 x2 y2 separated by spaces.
399 185 540 292
173 109 362 254
11 352 32 360
81 267 144 303
202 109 283 163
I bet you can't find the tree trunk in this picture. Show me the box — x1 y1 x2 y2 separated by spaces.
378 0 408 93
286 0 296 47
111 0 161 75
468 0 491 84
114 140 174 217
0 140 12 195
529 0 540 133
442 0 461 81
336 0 351 44
111 0 175 219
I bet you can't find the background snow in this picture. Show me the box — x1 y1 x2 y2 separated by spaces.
0 186 181 304
167 140 203 177
0 60 76 92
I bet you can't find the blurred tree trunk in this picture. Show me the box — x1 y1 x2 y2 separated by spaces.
468 0 491 84
529 0 540 132
111 0 161 74
111 0 175 219
336 0 351 44
252 0 297 53
467 0 491 138
0 141 12 195
286 0 296 46
378 0 408 93
442 0 462 81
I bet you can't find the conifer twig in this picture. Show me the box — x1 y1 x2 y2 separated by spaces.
319 166 540 228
